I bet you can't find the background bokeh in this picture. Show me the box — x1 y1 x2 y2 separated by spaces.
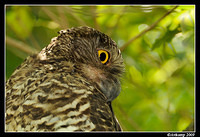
5 5 195 131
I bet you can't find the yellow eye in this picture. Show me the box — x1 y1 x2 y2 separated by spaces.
98 50 110 64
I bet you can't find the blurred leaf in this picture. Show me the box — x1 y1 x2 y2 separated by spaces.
6 49 24 80
6 6 34 39
152 25 181 50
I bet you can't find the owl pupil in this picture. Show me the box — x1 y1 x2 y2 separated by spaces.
100 53 106 61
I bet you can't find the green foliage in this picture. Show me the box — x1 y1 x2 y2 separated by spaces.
5 5 195 131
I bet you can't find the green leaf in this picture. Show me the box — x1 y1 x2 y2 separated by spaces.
6 6 34 39
152 25 181 50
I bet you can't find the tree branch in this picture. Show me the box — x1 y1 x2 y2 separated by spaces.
6 36 38 54
41 7 62 27
120 6 179 52
57 6 69 29
90 6 100 30
65 7 87 26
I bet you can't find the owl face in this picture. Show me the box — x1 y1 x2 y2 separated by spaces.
41 26 124 101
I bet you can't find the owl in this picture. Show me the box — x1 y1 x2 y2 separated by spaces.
6 26 124 131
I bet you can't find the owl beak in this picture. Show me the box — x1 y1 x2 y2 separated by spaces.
97 78 121 102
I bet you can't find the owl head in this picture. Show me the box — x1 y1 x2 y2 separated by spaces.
38 26 125 102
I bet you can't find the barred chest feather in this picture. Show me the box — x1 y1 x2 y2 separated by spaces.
6 55 121 132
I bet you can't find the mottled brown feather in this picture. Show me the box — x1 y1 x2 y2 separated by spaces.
6 26 124 132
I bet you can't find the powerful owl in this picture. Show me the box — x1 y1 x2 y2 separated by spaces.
6 26 124 131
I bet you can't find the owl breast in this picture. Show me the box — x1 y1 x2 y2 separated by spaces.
6 55 120 131
6 26 124 132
